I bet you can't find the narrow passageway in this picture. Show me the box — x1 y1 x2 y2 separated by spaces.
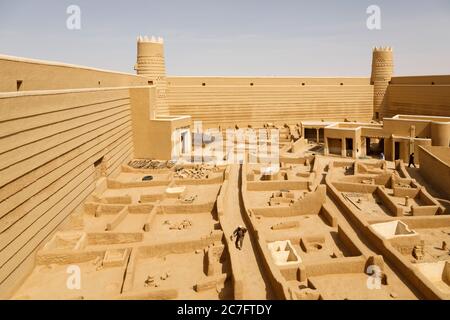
406 166 450 213
222 164 275 299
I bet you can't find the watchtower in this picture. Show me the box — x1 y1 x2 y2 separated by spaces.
135 35 169 116
371 46 394 120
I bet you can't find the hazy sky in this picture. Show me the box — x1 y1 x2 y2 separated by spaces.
0 0 449 76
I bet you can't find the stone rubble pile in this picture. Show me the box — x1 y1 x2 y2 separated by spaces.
128 159 177 169
174 165 220 179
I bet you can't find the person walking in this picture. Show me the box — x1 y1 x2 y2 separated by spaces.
408 153 416 168
231 225 247 250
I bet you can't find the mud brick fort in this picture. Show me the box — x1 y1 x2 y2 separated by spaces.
0 36 449 299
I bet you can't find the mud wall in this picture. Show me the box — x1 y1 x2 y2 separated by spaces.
386 75 450 117
167 77 374 127
0 58 148 297
325 174 446 299
419 146 450 199
0 55 148 92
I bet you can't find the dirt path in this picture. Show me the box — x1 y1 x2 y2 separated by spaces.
221 164 275 299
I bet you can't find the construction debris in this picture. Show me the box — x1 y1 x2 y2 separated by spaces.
160 272 171 281
144 275 158 287
167 219 193 230
128 159 177 169
413 243 425 261
182 195 198 203
174 165 220 179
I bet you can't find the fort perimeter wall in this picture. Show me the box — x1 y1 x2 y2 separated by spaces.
0 56 149 297
386 75 450 118
166 77 374 128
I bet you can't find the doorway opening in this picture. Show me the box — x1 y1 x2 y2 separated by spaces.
94 156 105 180
180 130 190 155
394 142 400 160
366 138 384 157
345 138 353 157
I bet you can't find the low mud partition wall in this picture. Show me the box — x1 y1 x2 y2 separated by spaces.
337 173 391 186
376 186 404 216
399 215 450 229
250 185 326 217
395 160 411 179
331 181 378 193
119 233 231 300
355 160 387 175
107 178 170 188
364 227 445 300
303 256 367 278
136 233 222 260
160 201 217 214
246 180 310 191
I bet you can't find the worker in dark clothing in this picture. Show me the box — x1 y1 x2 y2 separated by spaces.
408 153 416 168
231 225 247 250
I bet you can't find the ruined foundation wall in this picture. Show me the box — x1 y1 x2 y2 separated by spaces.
167 77 374 127
386 75 450 117
325 174 445 299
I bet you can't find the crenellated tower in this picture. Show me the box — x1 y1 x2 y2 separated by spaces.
135 35 169 116
371 46 394 120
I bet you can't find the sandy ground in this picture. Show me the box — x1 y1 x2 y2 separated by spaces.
133 252 232 300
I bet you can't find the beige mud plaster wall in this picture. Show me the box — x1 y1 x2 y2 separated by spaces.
129 86 158 157
167 77 374 128
0 55 148 92
130 86 191 159
418 146 450 199
0 87 136 298
386 75 450 117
